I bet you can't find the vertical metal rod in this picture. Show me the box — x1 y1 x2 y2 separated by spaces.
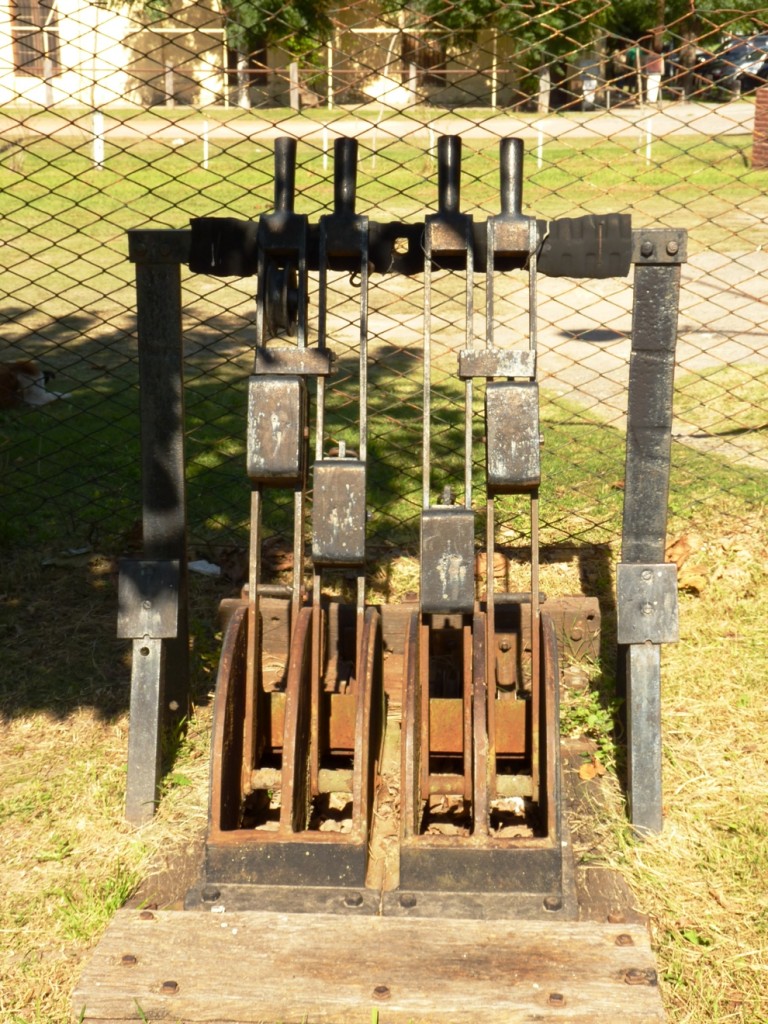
462 619 473 802
422 240 432 509
274 137 296 213
499 137 524 216
485 497 496 785
359 219 369 463
419 616 431 799
528 231 538 357
530 490 541 804
437 135 461 214
310 572 322 795
464 220 474 507
243 486 262 793
485 220 495 350
316 228 328 461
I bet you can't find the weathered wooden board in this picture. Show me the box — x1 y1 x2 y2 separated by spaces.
73 909 665 1023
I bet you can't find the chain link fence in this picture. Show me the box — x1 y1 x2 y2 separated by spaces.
1 0 766 581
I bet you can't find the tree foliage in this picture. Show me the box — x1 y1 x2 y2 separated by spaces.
380 0 611 64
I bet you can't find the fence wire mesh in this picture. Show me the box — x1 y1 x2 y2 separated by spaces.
1 0 767 592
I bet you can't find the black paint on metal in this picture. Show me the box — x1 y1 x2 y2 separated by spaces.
127 229 190 824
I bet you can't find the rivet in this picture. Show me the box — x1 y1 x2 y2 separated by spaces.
548 992 565 1007
399 893 417 909
121 954 137 966
616 933 634 946
543 895 562 912
641 603 653 616
624 968 657 986
142 599 151 609
139 910 155 921
641 569 652 581
201 886 221 903
640 240 654 258
344 892 363 908
160 980 179 995
666 240 679 255
372 985 391 1000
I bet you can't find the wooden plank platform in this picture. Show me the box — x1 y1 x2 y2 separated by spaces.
73 909 665 1023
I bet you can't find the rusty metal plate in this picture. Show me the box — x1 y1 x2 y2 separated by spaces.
429 698 464 756
486 382 541 493
246 376 305 485
494 697 527 756
491 218 533 256
117 559 179 639
329 692 357 753
253 347 332 376
312 460 367 566
420 508 476 615
458 348 535 380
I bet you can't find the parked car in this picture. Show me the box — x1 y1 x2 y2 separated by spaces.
701 35 768 95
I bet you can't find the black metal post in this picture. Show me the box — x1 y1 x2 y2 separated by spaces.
620 227 685 834
125 228 190 822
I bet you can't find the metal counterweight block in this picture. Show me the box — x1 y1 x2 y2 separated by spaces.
246 376 306 485
312 460 367 566
486 381 541 494
420 507 476 614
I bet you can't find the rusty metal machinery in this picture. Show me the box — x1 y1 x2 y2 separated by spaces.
118 136 683 925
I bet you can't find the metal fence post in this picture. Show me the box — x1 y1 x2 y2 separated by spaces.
620 227 686 834
124 228 190 822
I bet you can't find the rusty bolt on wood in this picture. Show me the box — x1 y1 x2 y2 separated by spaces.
624 968 658 986
139 910 155 921
160 980 179 995
616 933 634 947
607 910 626 924
372 985 391 1001
548 992 565 1007
121 954 137 967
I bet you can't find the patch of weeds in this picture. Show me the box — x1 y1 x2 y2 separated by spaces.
48 861 138 943
560 665 622 772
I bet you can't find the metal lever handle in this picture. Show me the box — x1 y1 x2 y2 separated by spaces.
274 137 297 213
334 137 358 216
499 138 524 217
437 135 461 215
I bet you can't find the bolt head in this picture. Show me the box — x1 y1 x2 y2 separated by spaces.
616 933 635 946
666 240 679 255
201 886 221 903
121 954 138 966
344 892 364 908
160 980 179 995
548 992 565 1007
543 895 562 912
640 240 654 258
399 893 418 909
641 603 654 616
139 910 155 921
373 985 391 1000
